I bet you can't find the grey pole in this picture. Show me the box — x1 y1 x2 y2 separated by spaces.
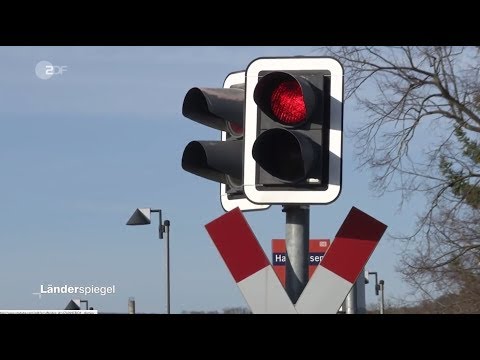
355 275 367 314
128 297 136 314
344 283 357 314
164 220 171 314
283 205 309 304
379 280 385 314
344 272 367 314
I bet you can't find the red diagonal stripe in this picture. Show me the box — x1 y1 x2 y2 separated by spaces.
320 207 387 283
205 207 270 283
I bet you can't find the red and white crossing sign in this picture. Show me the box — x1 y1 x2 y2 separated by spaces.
205 207 387 314
205 207 296 313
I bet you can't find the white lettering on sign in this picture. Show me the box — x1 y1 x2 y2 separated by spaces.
309 255 324 263
273 253 324 265
274 254 286 264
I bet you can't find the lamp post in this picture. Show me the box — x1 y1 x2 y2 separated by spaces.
126 208 171 314
367 271 385 314
80 299 89 310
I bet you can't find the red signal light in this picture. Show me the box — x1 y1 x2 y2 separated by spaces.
227 121 244 137
270 80 307 125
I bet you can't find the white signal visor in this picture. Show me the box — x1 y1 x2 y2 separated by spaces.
244 57 344 205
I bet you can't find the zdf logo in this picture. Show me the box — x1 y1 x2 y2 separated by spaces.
35 60 68 80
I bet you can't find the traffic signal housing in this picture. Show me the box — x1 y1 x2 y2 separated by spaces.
181 71 269 212
243 57 344 205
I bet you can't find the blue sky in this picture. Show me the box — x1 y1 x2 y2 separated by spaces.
0 46 424 313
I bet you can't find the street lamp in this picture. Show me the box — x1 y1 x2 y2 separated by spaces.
64 299 90 311
126 208 171 314
367 271 385 314
80 299 89 310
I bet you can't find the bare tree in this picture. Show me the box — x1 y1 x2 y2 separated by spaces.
322 47 480 311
